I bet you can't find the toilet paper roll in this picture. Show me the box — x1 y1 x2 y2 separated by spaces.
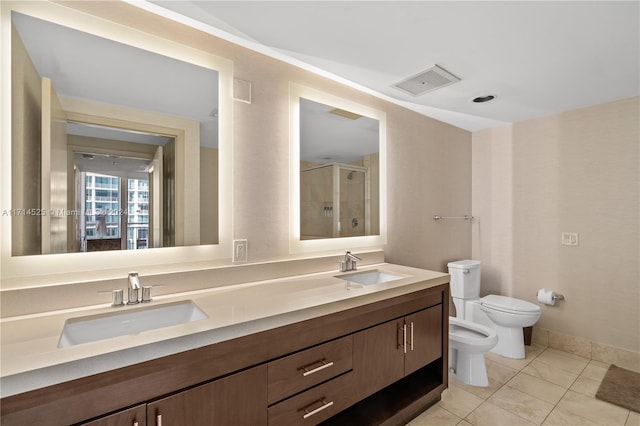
537 288 556 305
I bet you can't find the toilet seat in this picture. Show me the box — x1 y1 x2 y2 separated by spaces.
480 295 541 315
449 317 498 353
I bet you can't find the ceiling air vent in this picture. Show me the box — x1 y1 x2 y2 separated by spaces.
393 64 461 96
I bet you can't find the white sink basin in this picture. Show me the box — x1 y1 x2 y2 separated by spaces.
58 300 208 348
337 270 405 286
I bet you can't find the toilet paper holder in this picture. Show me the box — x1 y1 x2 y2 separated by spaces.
536 290 564 301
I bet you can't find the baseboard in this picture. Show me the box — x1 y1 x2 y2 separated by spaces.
532 326 640 373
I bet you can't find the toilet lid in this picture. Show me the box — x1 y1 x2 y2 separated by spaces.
480 295 541 314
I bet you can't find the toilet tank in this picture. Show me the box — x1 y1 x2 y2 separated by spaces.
448 260 481 299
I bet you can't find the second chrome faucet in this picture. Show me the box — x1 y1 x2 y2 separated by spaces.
340 251 362 272
107 273 159 307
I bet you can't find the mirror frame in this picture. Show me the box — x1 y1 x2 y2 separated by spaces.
289 83 387 253
1 1 233 281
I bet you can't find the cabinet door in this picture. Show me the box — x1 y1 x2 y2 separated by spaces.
404 305 443 375
147 365 267 426
80 404 146 426
352 318 405 400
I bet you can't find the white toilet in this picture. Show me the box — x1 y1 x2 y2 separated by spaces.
448 260 542 360
448 316 497 387
448 260 498 386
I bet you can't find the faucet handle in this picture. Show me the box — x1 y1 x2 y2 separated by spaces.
112 289 124 307
99 289 124 307
141 284 165 303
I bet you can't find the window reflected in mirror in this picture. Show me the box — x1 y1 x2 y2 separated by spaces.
69 123 174 252
299 98 380 240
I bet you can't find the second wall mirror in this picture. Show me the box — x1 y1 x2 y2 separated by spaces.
290 84 387 253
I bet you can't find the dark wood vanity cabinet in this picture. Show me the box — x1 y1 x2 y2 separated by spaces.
80 405 146 426
404 305 443 375
78 367 266 426
147 366 267 426
1 284 448 426
352 305 443 400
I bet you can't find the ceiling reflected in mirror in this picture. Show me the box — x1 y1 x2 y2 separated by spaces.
12 11 219 148
10 10 221 256
300 98 379 164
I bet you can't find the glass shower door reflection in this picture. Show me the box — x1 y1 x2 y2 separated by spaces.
339 168 366 238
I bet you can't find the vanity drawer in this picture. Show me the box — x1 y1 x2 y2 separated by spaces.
268 371 354 426
268 335 353 404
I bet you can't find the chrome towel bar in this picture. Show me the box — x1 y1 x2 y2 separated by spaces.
433 215 474 221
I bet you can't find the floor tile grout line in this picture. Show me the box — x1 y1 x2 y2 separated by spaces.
483 346 577 426
429 345 634 426
458 345 548 426
525 345 587 426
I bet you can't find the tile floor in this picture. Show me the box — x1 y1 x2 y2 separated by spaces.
408 345 640 426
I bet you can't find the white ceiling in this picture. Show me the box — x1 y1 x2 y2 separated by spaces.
150 1 640 131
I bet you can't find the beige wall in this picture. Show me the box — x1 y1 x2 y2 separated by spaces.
473 97 640 353
58 2 472 267
385 109 473 271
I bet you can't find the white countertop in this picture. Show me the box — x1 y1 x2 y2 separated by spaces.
0 263 448 398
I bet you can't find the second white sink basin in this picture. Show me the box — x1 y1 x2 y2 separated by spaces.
337 270 405 286
58 300 208 348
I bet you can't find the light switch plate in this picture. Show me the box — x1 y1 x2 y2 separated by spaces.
561 232 579 246
233 239 248 262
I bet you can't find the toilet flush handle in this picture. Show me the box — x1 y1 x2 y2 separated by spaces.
463 269 470 274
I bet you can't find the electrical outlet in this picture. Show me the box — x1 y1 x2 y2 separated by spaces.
561 232 579 246
233 239 247 262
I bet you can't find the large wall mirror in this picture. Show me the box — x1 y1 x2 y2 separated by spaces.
290 84 387 253
1 2 232 279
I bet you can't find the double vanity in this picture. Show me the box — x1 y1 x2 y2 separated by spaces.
1 2 451 424
0 263 450 426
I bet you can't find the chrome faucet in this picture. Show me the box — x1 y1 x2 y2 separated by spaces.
340 251 362 272
127 272 141 305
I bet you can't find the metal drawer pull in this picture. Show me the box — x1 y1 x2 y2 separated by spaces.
133 422 139 426
156 414 162 426
301 359 334 376
302 399 334 419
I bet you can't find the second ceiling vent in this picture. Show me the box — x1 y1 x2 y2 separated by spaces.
393 64 461 96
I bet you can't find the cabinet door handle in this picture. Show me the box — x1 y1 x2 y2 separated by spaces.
302 399 334 419
133 422 139 426
301 359 334 376
410 322 414 351
403 324 407 354
156 414 162 426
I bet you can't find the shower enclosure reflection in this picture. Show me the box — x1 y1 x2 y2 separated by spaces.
301 164 376 239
